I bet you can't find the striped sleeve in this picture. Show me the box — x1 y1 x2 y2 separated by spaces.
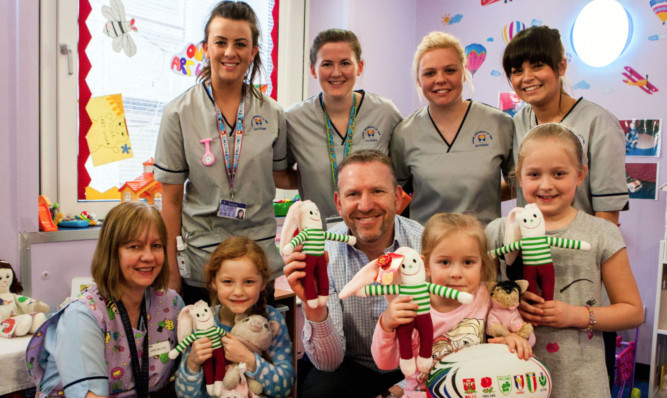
547 236 585 250
492 241 521 257
364 284 400 296
325 232 351 244
288 231 308 248
175 333 197 353
428 283 463 301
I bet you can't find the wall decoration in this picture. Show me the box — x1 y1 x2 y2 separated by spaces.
574 80 591 90
487 37 494 42
491 70 502 77
464 43 486 76
481 0 502 5
498 92 525 117
85 94 133 167
170 43 206 78
622 66 659 94
651 0 667 24
530 19 543 27
503 20 525 43
571 0 632 67
625 163 658 200
101 0 137 57
620 119 662 157
649 34 667 40
442 14 463 25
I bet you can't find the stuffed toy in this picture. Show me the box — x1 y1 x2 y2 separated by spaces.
486 280 533 340
220 362 250 398
280 200 356 309
339 247 473 377
0 260 49 338
169 300 228 397
490 204 591 301
222 314 280 396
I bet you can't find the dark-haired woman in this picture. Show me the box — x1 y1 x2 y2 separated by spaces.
503 25 628 224
285 29 402 221
154 1 288 303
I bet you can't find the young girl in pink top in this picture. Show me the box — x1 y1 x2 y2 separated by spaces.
371 213 533 396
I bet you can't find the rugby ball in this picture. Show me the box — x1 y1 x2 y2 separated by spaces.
427 344 551 398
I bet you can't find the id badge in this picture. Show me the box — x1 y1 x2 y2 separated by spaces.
218 199 247 220
148 340 172 357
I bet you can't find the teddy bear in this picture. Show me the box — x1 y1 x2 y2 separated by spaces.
280 200 356 309
0 260 50 338
169 300 228 397
486 280 533 340
222 313 280 396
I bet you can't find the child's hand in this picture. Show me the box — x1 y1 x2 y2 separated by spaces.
488 333 533 360
379 295 418 332
222 334 257 371
518 291 545 326
186 337 212 373
533 300 581 329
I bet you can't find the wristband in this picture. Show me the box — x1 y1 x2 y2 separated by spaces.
580 304 596 339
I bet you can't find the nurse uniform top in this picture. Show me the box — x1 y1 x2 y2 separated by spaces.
391 101 514 226
513 97 629 214
154 83 287 285
286 90 402 221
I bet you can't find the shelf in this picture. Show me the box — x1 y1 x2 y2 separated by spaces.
659 329 667 336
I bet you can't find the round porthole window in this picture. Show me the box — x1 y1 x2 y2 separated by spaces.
571 0 632 67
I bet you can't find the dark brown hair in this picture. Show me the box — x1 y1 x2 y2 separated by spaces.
91 202 170 300
0 260 23 294
310 29 362 66
204 236 269 317
198 1 263 102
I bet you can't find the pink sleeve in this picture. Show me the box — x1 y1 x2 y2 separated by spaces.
371 314 401 370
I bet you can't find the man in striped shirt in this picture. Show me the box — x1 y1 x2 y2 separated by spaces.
283 150 423 398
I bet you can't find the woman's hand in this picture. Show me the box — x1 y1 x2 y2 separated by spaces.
488 333 533 360
186 337 212 373
518 291 545 326
379 296 418 333
223 334 257 372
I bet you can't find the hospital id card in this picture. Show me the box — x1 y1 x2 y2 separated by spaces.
218 199 247 220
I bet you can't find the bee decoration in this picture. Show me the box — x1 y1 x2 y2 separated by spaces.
102 0 137 57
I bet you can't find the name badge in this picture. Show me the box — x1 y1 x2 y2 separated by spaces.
148 340 171 357
218 199 247 220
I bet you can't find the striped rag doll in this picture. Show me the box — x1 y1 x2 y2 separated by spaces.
169 300 227 397
340 247 473 377
281 200 356 309
490 204 591 301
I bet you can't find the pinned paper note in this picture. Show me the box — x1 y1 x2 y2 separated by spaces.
85 94 133 166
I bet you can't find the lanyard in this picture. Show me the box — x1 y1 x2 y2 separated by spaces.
205 81 246 199
115 296 149 397
321 93 357 186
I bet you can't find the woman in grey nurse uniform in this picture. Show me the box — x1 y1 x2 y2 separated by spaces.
154 1 288 303
285 29 402 221
391 31 514 226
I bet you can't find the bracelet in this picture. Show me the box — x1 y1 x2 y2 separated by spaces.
579 304 596 339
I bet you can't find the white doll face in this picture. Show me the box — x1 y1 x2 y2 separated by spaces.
518 204 544 236
396 247 425 285
0 268 12 294
300 201 322 230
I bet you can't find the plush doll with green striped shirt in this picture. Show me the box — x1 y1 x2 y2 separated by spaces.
280 200 356 309
490 204 591 301
341 247 473 377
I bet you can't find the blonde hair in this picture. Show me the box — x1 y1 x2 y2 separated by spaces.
91 202 169 300
412 31 474 95
421 213 496 283
515 123 585 179
204 236 269 317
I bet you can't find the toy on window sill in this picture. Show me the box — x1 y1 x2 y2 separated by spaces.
38 195 58 232
339 247 473 377
169 300 228 397
222 314 280 396
280 200 356 309
0 260 50 338
59 211 100 228
486 280 533 339
489 204 591 301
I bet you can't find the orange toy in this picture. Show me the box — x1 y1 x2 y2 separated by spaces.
38 195 58 232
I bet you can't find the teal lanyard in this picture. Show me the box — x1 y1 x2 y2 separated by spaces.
205 81 245 199
321 93 358 186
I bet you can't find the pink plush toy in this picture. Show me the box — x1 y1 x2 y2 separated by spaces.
280 200 356 308
340 247 473 377
486 280 533 340
0 260 49 338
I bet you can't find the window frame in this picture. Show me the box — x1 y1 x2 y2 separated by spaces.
40 0 307 218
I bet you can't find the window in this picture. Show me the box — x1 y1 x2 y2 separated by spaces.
40 0 306 217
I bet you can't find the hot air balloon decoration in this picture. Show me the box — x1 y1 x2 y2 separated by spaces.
503 20 525 44
465 43 487 76
651 0 667 24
